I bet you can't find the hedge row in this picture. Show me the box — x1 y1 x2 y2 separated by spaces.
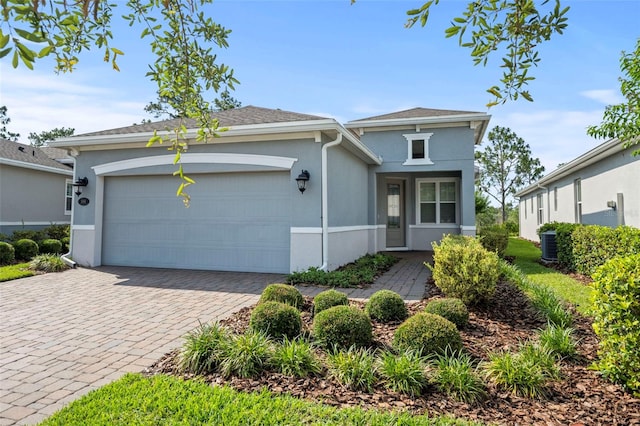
0 238 67 265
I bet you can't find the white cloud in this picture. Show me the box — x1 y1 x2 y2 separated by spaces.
580 89 624 105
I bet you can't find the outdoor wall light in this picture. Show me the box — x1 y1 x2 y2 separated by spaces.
295 170 310 194
72 177 88 196
607 200 617 210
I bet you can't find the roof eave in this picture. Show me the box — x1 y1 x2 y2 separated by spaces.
0 158 73 175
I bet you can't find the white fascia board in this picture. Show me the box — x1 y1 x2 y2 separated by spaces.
515 138 624 197
0 158 73 176
345 113 491 129
337 125 382 165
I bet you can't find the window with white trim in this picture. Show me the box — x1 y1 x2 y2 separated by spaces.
574 179 582 223
554 187 558 211
65 179 73 215
416 179 458 224
537 193 544 225
524 198 527 219
402 133 434 165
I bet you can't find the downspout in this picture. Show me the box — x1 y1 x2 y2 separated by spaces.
61 151 78 268
319 133 343 271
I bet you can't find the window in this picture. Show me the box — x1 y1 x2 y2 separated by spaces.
402 133 434 165
537 193 544 225
530 196 534 213
65 179 73 215
524 198 527 219
574 179 582 223
416 179 458 224
554 187 558 211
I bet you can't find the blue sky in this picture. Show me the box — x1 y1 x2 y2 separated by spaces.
1 0 638 173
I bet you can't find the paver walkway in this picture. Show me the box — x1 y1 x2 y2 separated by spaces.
0 251 431 425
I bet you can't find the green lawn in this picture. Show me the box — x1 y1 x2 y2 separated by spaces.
40 373 480 426
506 237 593 315
0 262 34 282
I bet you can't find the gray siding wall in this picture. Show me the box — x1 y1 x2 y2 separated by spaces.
327 144 368 227
519 144 640 241
0 164 71 235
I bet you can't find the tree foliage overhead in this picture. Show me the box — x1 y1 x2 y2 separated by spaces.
476 126 545 222
587 38 640 155
0 106 20 141
28 127 75 147
405 0 570 107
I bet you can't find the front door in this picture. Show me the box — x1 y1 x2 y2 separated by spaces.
386 180 405 247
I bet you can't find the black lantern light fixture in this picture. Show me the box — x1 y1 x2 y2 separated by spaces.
72 177 88 196
295 170 310 194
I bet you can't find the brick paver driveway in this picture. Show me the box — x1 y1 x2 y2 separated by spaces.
0 252 429 425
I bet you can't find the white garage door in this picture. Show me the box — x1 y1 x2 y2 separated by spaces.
102 172 291 273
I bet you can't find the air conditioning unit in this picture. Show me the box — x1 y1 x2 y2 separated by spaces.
540 231 558 261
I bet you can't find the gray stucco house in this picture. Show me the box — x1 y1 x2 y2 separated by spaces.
0 139 73 236
51 106 490 273
516 138 639 241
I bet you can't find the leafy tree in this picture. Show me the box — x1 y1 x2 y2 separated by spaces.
587 38 640 155
0 106 20 141
144 89 241 119
476 126 545 222
28 127 75 147
475 191 490 215
214 89 242 111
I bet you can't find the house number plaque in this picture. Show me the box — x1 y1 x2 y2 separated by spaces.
78 197 90 206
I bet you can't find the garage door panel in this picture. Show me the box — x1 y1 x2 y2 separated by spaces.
102 172 291 273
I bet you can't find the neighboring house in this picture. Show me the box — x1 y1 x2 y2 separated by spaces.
51 105 489 273
0 139 74 236
516 138 639 241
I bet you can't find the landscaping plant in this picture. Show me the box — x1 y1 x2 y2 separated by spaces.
431 349 486 404
424 298 469 329
0 241 15 265
312 289 349 315
364 289 408 322
270 337 321 378
538 323 577 360
219 330 273 379
180 322 230 374
327 346 377 392
29 254 68 272
393 312 462 355
13 238 39 261
39 238 62 254
249 301 302 340
313 305 372 349
478 224 509 257
258 283 304 309
378 350 428 396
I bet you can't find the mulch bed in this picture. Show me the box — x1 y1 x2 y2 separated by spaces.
144 280 639 425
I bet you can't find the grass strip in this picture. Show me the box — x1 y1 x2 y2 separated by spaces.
40 373 480 426
0 263 34 282
505 238 592 315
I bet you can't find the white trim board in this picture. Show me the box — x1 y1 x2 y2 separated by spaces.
0 158 73 176
0 221 71 226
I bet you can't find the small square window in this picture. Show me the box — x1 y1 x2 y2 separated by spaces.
402 133 433 165
412 140 425 159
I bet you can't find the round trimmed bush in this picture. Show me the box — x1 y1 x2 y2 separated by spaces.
393 312 462 355
13 239 39 261
313 289 349 315
250 301 302 340
259 283 304 309
0 241 15 265
61 236 70 252
313 305 372 348
39 239 62 254
424 298 469 329
365 290 408 322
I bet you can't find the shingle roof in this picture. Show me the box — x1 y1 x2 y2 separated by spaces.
77 105 330 137
0 139 72 171
40 146 72 162
349 107 483 122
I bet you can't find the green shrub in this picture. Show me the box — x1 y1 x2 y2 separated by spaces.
43 224 69 240
479 225 509 257
11 230 45 243
259 283 304 309
327 346 377 392
483 343 559 399
313 305 372 349
270 337 321 378
29 254 68 272
424 298 469 329
592 254 640 397
378 350 428 396
250 301 302 340
573 225 640 276
180 322 230 374
61 236 70 252
13 239 39 261
219 330 272 379
393 312 462 355
431 349 486 404
313 289 348 315
539 324 577 359
428 235 500 305
365 290 408 322
555 223 581 270
0 242 15 265
536 222 559 237
39 239 62 254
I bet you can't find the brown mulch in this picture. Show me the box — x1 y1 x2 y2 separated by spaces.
144 280 640 425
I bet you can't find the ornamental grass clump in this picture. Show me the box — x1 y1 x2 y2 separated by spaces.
180 322 230 374
327 346 377 392
424 298 469 329
539 323 577 360
428 235 499 305
393 312 462 356
313 305 372 349
29 254 68 272
378 350 428 396
431 349 486 404
249 301 302 340
270 337 321 378
219 330 272 379
258 283 304 309
365 290 408 322
313 289 348 315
